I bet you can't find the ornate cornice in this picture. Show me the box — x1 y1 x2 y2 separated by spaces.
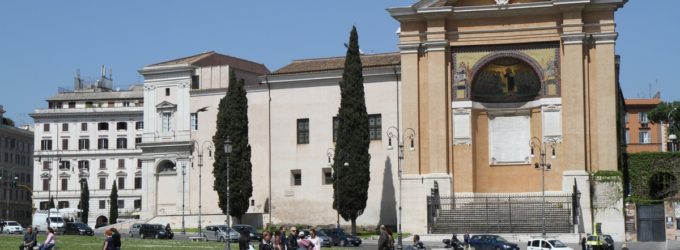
592 32 618 44
561 33 586 45
398 43 422 54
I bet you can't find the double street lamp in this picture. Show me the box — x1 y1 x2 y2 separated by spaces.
193 140 214 237
386 126 416 250
668 106 678 152
223 137 232 250
0 168 18 222
326 148 349 237
529 136 558 237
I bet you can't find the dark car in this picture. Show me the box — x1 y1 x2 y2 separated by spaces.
319 228 362 247
602 235 615 250
61 222 94 236
232 224 262 242
469 234 519 250
139 224 173 239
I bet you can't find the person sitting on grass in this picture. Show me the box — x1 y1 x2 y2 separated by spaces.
38 227 56 250
19 226 37 250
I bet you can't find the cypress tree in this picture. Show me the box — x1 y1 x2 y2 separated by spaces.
109 180 118 224
334 26 370 235
213 70 253 223
48 195 55 209
79 179 89 224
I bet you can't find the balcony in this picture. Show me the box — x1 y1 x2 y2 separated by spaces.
35 148 142 157
31 106 143 118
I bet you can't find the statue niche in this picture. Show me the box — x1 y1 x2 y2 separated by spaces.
471 57 541 102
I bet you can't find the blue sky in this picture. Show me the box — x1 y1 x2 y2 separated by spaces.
0 0 677 125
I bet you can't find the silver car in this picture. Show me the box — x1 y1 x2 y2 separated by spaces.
203 225 238 242
3 221 24 234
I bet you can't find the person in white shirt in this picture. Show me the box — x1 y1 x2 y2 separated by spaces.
308 229 322 250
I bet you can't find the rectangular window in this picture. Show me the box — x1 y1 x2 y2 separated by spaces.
68 102 75 108
333 117 339 142
297 119 309 144
116 138 127 149
62 123 69 132
135 121 143 130
190 113 198 131
123 101 130 107
639 130 651 144
98 122 109 131
116 122 127 131
58 201 69 209
291 169 302 186
78 138 90 150
165 88 170 96
137 159 142 169
162 112 171 132
43 161 51 170
191 75 200 89
368 114 382 140
118 199 124 208
99 200 105 209
135 137 142 145
108 101 115 107
85 101 93 108
322 168 333 185
61 139 68 150
118 159 125 169
624 113 629 124
118 177 125 190
135 177 142 189
59 161 70 170
78 160 89 171
625 129 630 144
98 138 108 149
99 178 106 190
134 199 142 209
81 123 87 131
44 124 50 132
41 139 52 150
639 112 649 123
42 179 49 191
100 159 107 169
61 178 68 191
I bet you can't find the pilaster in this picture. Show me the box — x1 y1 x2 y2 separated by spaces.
560 32 587 172
399 43 422 175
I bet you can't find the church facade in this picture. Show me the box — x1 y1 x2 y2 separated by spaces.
389 0 626 238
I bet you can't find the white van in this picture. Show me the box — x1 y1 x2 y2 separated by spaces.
32 210 65 232
527 238 574 250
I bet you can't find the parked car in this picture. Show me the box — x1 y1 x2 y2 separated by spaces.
3 220 24 234
204 225 239 242
300 229 332 247
139 223 173 239
232 224 262 242
129 223 141 237
468 235 519 250
602 235 615 250
61 222 94 236
527 238 573 250
318 228 362 247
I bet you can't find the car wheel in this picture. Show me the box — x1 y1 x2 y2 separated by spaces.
341 239 347 246
220 236 225 242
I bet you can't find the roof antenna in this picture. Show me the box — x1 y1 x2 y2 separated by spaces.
109 67 113 80
101 64 106 77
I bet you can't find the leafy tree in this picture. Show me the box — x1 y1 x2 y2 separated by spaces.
1 117 15 127
334 26 370 235
648 101 680 136
212 70 253 223
79 179 90 223
109 180 118 224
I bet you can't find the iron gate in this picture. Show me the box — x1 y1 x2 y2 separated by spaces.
637 204 666 242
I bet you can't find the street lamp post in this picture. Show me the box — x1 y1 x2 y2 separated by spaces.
40 172 52 228
668 106 678 152
326 148 349 237
223 137 232 250
193 140 214 237
529 137 558 237
386 126 416 250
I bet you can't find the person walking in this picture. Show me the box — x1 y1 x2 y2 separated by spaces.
239 230 252 250
297 231 314 250
19 226 37 250
260 231 274 250
103 229 115 250
286 227 299 250
308 229 321 250
463 232 470 249
111 227 122 250
580 236 587 250
378 225 390 250
278 226 287 250
274 231 285 250
38 227 56 250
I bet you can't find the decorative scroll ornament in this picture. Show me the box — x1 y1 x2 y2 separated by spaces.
495 0 509 5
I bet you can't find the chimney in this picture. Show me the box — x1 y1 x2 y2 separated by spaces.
74 69 82 89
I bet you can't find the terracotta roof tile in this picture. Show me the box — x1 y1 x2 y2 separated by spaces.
272 52 400 75
149 51 270 75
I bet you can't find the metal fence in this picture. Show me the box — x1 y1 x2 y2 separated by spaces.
427 193 575 234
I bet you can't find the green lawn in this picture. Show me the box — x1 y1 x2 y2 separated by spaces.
0 234 238 250
0 234 355 250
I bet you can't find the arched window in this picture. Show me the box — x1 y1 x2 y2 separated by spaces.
157 160 176 173
471 57 541 102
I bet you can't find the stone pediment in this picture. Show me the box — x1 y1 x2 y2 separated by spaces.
156 101 177 110
412 0 551 8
